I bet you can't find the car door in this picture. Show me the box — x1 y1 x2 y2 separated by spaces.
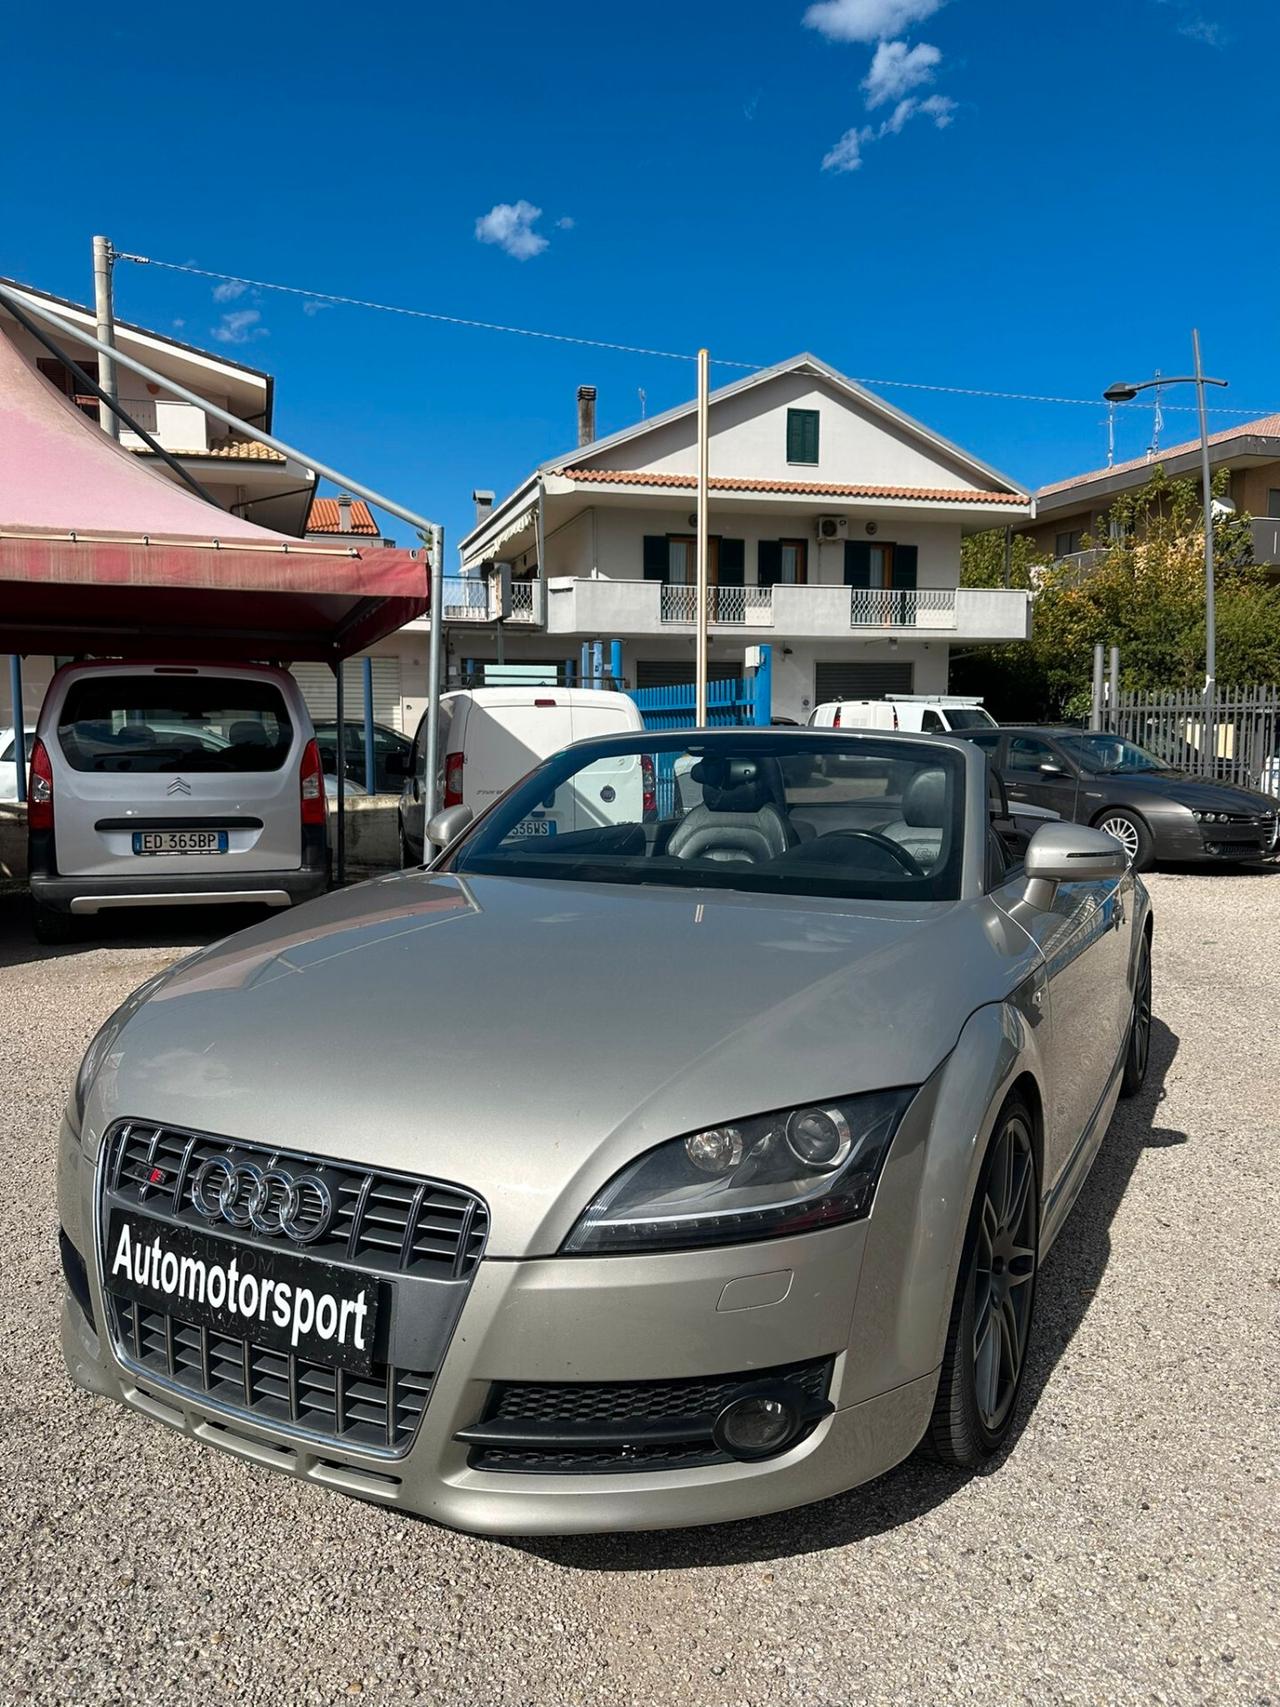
1002 734 1080 821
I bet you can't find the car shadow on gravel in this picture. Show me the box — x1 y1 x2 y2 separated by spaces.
0 890 268 969
510 1017 1183 1573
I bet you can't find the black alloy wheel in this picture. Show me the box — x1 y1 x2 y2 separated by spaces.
1120 933 1153 1098
927 1099 1039 1466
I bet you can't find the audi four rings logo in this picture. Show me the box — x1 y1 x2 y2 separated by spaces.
190 1157 336 1244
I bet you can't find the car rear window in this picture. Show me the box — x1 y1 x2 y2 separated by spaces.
57 677 294 773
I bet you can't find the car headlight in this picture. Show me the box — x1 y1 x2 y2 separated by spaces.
563 1088 916 1255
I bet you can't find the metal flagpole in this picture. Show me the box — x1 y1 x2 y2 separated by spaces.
92 236 120 441
423 523 445 833
695 348 710 726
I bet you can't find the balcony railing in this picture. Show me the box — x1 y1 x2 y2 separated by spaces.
848 588 956 628
441 576 539 623
660 584 775 625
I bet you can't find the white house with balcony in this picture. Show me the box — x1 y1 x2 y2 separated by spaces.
454 354 1034 721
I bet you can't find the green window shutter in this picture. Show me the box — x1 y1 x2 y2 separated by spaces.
719 538 745 586
642 534 669 581
786 408 819 465
843 541 872 587
757 540 782 587
892 545 918 590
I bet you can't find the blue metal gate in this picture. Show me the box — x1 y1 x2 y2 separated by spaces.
626 646 772 814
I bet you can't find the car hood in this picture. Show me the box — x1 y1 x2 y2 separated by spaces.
87 872 1038 1255
1100 773 1277 814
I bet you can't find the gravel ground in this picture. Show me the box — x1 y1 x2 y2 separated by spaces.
1 875 1277 1707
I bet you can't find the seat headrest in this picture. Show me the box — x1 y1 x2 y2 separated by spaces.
902 768 948 828
688 756 775 813
229 720 271 748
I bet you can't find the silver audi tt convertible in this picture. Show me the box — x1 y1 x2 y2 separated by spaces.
58 729 1153 1535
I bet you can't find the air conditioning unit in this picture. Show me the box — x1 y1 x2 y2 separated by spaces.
816 515 849 541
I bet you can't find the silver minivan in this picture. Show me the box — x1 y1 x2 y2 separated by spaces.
27 662 329 941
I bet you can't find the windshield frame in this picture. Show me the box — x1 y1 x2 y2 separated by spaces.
439 729 984 904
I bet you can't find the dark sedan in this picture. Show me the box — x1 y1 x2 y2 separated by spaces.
960 726 1278 870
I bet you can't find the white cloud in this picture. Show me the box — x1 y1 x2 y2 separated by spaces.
804 0 942 44
211 279 248 303
555 215 576 230
821 127 867 172
862 38 941 106
302 299 334 316
212 308 267 345
474 200 550 260
918 92 957 125
171 318 185 330
1154 1 1227 46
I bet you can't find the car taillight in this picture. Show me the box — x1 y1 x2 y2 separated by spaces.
833 707 842 727
28 738 53 831
443 752 464 807
299 738 326 825
641 754 656 817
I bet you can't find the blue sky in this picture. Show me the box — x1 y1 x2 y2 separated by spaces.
1 0 1270 547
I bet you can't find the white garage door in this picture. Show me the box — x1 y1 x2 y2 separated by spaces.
291 659 403 732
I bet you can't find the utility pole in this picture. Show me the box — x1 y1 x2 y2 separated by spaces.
92 236 120 440
1091 644 1105 732
423 523 446 828
695 348 710 726
1193 329 1216 700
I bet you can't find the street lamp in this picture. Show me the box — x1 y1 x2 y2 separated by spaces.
1103 329 1228 696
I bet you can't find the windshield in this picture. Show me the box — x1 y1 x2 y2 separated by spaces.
447 733 967 902
943 708 997 730
1055 733 1167 775
57 677 294 773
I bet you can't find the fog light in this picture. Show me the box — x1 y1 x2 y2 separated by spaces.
712 1386 803 1461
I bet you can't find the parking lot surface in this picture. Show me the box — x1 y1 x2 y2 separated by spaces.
1 875 1277 1707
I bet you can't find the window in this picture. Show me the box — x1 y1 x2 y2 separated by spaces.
643 535 742 584
758 539 807 586
57 677 293 773
1268 489 1280 519
37 356 100 420
1054 529 1084 557
786 408 820 465
843 542 918 590
1006 736 1058 774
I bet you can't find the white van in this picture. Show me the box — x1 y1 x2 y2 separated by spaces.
808 694 996 734
27 661 329 942
398 687 646 862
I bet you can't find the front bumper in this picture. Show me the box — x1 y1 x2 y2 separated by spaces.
57 1106 944 1535
1151 818 1278 864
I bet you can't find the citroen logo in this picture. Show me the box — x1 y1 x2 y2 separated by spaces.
167 777 191 796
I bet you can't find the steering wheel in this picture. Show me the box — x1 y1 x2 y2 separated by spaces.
826 830 926 877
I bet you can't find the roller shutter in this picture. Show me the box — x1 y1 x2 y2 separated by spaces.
290 658 403 731
814 660 915 701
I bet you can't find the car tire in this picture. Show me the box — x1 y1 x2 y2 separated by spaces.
925 1097 1039 1469
33 904 75 946
1120 932 1153 1098
1093 807 1154 872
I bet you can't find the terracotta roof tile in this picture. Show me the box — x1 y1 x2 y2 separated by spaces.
306 496 379 535
555 469 1026 504
1037 414 1280 498
130 438 286 463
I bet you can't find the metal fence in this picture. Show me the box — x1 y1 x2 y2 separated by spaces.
627 647 773 814
1109 683 1280 794
659 585 773 625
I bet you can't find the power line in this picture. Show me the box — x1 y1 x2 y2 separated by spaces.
118 253 1271 419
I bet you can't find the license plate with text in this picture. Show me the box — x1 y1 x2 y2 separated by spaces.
132 830 229 855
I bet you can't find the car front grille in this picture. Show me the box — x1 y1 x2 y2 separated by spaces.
458 1358 834 1474
110 1294 432 1451
108 1121 488 1277
100 1120 488 1456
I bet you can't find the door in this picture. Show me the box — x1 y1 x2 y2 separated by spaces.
1001 733 1080 821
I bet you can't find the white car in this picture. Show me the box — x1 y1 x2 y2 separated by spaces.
399 687 647 861
808 695 997 734
0 726 34 801
27 662 330 942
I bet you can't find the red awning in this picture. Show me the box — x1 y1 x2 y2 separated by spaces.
0 326 428 661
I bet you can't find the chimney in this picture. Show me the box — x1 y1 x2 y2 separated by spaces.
472 488 495 526
576 385 597 448
336 492 353 533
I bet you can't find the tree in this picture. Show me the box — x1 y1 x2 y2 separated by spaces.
954 469 1280 717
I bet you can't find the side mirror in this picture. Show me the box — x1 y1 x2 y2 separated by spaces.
1038 761 1065 777
1021 822 1127 910
426 803 473 848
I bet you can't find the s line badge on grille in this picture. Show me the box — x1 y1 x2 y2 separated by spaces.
190 1157 337 1245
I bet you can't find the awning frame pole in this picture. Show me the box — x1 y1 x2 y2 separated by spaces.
0 285 441 544
362 656 376 795
422 524 445 836
695 347 710 726
8 655 25 803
